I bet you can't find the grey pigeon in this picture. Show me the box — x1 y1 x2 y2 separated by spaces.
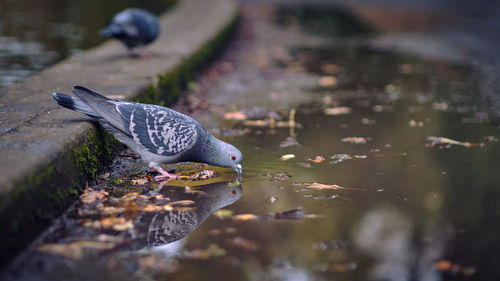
53 86 242 180
99 8 160 56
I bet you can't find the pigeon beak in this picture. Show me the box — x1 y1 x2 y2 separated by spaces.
236 164 242 176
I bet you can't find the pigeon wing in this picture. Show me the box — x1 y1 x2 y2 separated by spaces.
117 103 198 156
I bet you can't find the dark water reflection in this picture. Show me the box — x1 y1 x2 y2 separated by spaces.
0 0 173 87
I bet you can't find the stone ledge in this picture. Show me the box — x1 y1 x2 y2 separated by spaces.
0 0 238 266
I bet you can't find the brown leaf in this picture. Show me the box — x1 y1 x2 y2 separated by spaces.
307 156 325 163
318 76 338 87
341 137 372 144
294 182 367 191
80 188 108 205
233 214 258 221
224 111 247 120
324 107 351 115
229 237 260 251
426 136 484 148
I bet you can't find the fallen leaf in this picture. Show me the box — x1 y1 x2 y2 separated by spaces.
341 137 372 144
324 107 351 115
38 241 118 259
281 154 295 161
80 188 108 205
229 237 260 251
321 63 340 74
330 153 352 164
361 118 376 125
185 244 226 260
131 177 149 185
435 259 476 276
307 156 325 163
318 76 338 87
426 136 484 148
294 182 367 191
224 111 247 120
214 209 234 219
84 217 134 231
280 136 301 147
233 214 258 221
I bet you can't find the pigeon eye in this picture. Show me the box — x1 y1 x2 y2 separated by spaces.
230 155 236 161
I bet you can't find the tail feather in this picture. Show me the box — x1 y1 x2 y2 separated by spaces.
52 93 100 118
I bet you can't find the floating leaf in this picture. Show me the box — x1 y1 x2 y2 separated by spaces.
341 137 372 144
426 136 484 148
131 177 149 185
330 153 352 164
324 107 351 115
38 240 118 259
435 259 476 276
83 217 134 231
224 111 247 120
293 182 367 191
280 154 295 161
184 244 226 260
233 214 259 221
318 76 338 87
80 188 108 205
229 237 260 251
307 156 325 163
214 209 234 219
280 136 301 147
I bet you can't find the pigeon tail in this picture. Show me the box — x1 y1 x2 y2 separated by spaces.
52 93 99 118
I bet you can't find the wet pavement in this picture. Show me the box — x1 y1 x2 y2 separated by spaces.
3 2 500 281
0 0 173 87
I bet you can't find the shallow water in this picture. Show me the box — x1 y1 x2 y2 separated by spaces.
4 4 500 281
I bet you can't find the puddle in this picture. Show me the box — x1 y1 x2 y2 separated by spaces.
4 3 500 281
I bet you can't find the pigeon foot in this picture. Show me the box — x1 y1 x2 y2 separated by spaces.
152 167 180 182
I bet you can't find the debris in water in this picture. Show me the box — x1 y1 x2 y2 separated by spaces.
268 196 278 204
83 217 134 231
266 171 291 182
307 156 325 163
297 162 312 168
426 136 484 148
229 237 260 251
184 244 226 260
372 105 394 112
293 182 367 191
320 63 340 74
280 136 301 147
318 76 338 87
214 209 234 219
361 118 376 125
484 136 499 142
224 111 247 120
280 154 295 161
233 213 259 221
312 240 349 251
409 120 424 127
315 261 358 272
330 153 352 164
324 106 351 115
435 259 476 276
341 137 372 144
38 240 121 259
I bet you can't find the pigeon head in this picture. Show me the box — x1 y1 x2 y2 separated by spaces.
209 138 243 176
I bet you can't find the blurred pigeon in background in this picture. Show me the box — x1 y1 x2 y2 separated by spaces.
53 86 243 180
99 8 160 57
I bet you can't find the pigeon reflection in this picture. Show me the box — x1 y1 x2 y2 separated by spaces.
130 179 242 249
